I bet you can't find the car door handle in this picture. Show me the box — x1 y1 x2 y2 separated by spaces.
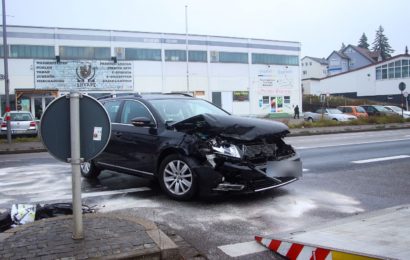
114 132 122 138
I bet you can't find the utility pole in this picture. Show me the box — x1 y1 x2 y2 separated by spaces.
185 5 189 94
2 0 11 144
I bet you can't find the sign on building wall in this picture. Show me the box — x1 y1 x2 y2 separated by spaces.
233 91 249 101
254 66 299 113
34 60 134 91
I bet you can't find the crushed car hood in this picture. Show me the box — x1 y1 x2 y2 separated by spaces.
171 113 289 141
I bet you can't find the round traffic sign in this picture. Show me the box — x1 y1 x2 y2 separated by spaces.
399 82 406 92
40 94 111 162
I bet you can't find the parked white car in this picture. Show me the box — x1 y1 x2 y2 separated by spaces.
384 106 410 118
304 108 357 122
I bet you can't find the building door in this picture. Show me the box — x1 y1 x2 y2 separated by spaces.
212 91 233 113
212 92 222 108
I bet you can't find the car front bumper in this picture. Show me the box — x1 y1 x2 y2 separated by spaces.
194 154 302 195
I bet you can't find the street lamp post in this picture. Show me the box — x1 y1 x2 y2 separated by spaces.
2 0 11 144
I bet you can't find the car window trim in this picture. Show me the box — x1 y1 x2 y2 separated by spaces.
120 99 158 128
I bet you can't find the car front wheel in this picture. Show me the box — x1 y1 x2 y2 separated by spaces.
158 154 198 200
80 161 101 179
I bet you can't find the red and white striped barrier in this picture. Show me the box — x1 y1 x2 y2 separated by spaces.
255 236 377 260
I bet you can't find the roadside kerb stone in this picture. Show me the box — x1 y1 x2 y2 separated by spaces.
0 213 179 260
289 122 410 136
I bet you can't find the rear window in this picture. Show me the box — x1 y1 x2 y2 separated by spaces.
9 113 33 121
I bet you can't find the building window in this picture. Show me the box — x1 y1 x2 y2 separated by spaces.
125 48 161 61
165 50 186 61
189 51 207 62
59 46 110 60
252 53 299 66
211 51 248 64
302 70 307 75
309 62 312 66
10 45 54 59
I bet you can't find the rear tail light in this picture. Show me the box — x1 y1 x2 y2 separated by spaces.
1 122 6 128
30 121 37 127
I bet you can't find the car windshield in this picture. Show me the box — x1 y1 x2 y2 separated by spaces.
327 109 343 114
374 105 389 112
356 107 366 113
149 98 229 123
9 112 33 121
386 106 401 112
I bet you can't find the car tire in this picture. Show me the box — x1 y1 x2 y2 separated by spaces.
158 154 198 201
307 117 313 122
80 161 101 179
332 118 338 121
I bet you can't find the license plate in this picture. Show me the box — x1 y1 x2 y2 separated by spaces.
265 161 302 178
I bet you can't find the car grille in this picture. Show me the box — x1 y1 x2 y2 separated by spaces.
242 143 276 162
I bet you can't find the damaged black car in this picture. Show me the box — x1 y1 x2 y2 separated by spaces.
81 93 302 200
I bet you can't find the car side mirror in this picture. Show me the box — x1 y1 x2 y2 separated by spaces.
131 117 155 127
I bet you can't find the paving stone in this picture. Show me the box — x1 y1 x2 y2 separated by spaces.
0 214 166 259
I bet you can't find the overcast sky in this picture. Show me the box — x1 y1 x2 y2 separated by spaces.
5 0 409 58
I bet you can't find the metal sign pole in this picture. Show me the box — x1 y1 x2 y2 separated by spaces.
69 92 83 239
2 0 12 144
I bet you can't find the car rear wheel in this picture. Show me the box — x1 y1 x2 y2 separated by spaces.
158 154 198 200
307 117 313 122
80 161 101 179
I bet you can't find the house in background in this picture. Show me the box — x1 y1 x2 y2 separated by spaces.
327 45 381 76
301 56 328 79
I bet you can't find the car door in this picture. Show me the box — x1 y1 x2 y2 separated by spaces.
115 100 159 176
96 100 124 166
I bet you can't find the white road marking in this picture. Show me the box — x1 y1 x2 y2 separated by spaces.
29 187 151 203
218 241 267 257
294 138 410 150
352 155 410 164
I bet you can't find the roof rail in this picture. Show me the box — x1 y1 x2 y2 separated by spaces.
97 92 142 100
163 92 193 97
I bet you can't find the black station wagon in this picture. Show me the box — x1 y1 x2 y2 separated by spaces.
80 93 302 200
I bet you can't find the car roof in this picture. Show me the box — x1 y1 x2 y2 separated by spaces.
97 93 195 101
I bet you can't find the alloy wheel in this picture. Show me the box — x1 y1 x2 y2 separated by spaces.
163 160 193 195
80 162 91 174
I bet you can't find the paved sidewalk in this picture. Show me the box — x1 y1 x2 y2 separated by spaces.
0 213 179 260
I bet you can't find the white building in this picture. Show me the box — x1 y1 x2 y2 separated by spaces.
0 25 302 118
301 56 328 80
307 54 410 105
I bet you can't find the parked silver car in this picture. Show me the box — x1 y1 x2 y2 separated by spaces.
384 105 410 118
0 111 38 137
304 108 357 122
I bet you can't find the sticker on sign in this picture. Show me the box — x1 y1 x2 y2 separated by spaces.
93 127 102 141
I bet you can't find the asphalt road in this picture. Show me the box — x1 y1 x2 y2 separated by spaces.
1 129 410 259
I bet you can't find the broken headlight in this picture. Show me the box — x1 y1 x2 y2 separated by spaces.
212 144 243 159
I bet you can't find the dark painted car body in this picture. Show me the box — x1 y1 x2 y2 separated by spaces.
85 94 302 199
359 105 396 117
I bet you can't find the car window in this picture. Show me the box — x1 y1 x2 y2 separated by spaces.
327 109 342 114
356 107 366 113
103 100 121 122
10 113 33 121
120 100 154 124
374 105 389 112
